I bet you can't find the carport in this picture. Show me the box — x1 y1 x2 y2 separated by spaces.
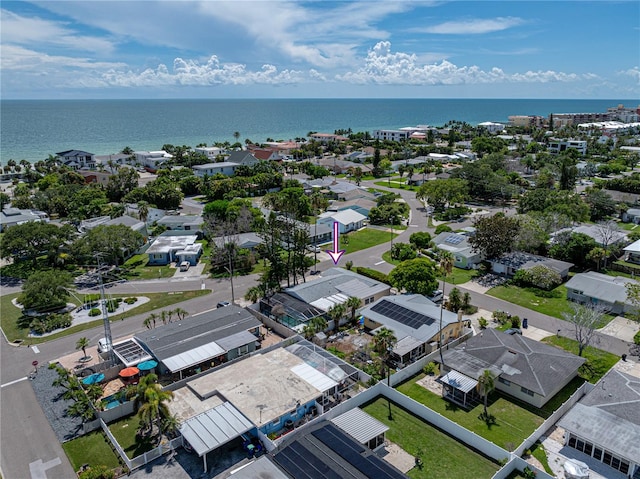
180 401 255 472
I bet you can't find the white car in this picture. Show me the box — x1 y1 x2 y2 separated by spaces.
97 338 111 353
307 245 321 253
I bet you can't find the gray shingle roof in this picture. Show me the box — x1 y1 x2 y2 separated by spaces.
443 329 585 396
285 268 389 304
558 369 640 462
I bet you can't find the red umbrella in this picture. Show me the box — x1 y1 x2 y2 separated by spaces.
119 367 140 378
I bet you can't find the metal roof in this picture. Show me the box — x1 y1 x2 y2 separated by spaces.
180 402 254 457
440 370 478 393
163 341 225 373
291 363 338 392
331 407 389 445
310 292 349 312
214 330 258 352
112 338 153 367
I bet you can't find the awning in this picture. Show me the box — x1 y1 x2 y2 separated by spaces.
291 362 337 392
180 402 254 457
215 330 258 352
81 373 105 385
163 341 225 373
331 407 389 445
440 370 478 393
119 367 140 378
137 360 158 371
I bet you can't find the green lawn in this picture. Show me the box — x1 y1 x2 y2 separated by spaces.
363 398 500 479
396 374 544 451
441 267 479 285
373 179 419 192
122 254 174 280
109 415 156 459
530 440 553 475
62 430 121 471
542 336 619 383
488 284 574 319
340 228 398 254
1 290 211 344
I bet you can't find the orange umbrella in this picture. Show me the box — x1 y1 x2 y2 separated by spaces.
119 367 140 378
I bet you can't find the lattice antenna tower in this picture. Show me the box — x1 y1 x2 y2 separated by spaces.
94 254 115 362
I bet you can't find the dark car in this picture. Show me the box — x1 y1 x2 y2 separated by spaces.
216 301 231 308
504 328 522 335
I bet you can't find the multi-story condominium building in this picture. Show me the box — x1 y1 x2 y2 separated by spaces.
548 139 587 155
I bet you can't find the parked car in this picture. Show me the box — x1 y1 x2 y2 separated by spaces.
427 290 443 303
504 328 522 335
216 301 231 308
307 245 321 253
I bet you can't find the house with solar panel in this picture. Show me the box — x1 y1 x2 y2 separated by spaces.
134 305 262 380
168 338 363 472
359 294 470 367
433 231 485 269
440 328 585 408
263 268 391 331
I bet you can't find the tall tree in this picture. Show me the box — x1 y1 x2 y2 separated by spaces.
126 373 174 437
18 270 72 312
477 370 496 419
346 296 362 327
76 337 90 360
468 214 520 259
388 258 439 296
562 303 605 356
594 220 621 269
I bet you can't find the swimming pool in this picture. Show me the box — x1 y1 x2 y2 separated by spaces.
102 392 127 410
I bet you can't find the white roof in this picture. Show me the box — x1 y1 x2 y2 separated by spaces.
163 341 225 373
441 370 478 394
331 407 389 444
291 362 337 392
325 209 366 225
624 238 640 253
310 292 349 312
180 402 254 456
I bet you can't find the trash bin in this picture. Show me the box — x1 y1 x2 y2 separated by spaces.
522 318 528 329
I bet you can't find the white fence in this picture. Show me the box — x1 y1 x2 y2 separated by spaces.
513 381 591 457
100 418 183 471
491 457 553 479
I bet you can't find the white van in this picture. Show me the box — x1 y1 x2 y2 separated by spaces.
97 338 111 353
179 261 190 272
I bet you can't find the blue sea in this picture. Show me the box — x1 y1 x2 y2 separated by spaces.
0 98 635 164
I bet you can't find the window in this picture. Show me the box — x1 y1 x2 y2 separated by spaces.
498 377 511 386
237 344 249 356
520 386 534 397
593 447 602 461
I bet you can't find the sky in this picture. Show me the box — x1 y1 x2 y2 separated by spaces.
1 1 639 100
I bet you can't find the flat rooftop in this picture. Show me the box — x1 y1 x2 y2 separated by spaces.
174 347 325 427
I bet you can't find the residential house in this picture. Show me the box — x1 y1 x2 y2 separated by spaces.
622 208 640 224
78 169 112 186
624 238 640 263
284 267 391 329
328 198 377 217
565 271 638 315
225 151 259 167
317 209 366 234
250 148 281 161
360 294 470 366
146 231 202 265
557 368 640 478
490 252 573 279
194 146 224 160
0 208 49 232
441 328 585 408
547 139 587 155
135 305 262 379
477 122 505 134
344 150 373 162
156 214 203 234
210 232 264 251
192 162 237 178
309 133 347 144
433 232 484 270
134 150 172 171
552 224 628 248
56 150 96 170
79 215 147 240
373 129 411 142
337 187 376 203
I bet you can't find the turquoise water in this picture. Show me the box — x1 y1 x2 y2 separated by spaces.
1 98 634 163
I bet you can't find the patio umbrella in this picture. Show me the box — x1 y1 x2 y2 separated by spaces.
81 373 105 385
118 367 140 378
136 360 158 371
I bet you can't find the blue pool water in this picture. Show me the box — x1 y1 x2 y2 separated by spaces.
103 393 126 410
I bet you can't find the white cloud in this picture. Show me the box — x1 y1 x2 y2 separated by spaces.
619 67 640 82
337 41 589 85
96 55 306 88
1 44 125 71
422 17 525 34
1 9 116 54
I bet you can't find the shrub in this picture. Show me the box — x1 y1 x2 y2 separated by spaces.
478 317 488 329
510 315 521 329
513 265 562 290
354 267 390 285
492 310 510 325
409 231 432 249
635 330 640 345
89 308 101 317
390 243 417 261
84 294 101 303
124 297 137 305
434 224 452 234
345 260 353 271
423 361 440 376
79 466 115 479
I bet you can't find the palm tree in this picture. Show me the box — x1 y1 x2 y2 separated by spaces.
346 296 361 327
137 201 150 224
233 131 241 145
76 337 90 360
327 303 347 330
437 249 454 367
160 310 168 325
308 315 328 335
143 317 153 329
373 327 397 380
477 369 495 419
244 286 263 304
173 307 188 321
127 373 174 437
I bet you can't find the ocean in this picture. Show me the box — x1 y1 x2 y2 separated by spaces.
0 98 635 164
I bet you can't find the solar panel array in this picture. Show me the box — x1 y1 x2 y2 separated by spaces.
445 233 464 245
370 300 435 329
274 440 344 479
113 340 149 363
312 425 407 479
